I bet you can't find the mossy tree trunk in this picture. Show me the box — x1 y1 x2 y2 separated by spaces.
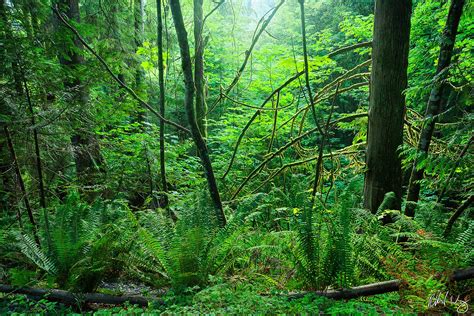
169 0 226 227
194 0 207 139
405 0 465 217
55 0 103 197
363 0 412 213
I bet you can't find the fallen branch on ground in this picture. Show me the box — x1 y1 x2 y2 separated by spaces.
1 267 472 306
283 266 474 300
0 284 157 307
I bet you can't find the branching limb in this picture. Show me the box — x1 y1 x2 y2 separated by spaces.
267 92 280 153
223 0 285 96
207 0 285 116
203 0 225 25
53 6 190 134
222 58 370 180
297 77 369 136
269 82 368 142
326 41 372 58
443 194 474 237
222 70 303 179
250 149 362 195
221 92 294 111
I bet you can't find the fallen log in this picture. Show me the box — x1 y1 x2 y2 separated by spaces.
1 267 472 306
0 284 156 307
285 266 474 300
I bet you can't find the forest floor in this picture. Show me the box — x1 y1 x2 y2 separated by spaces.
0 280 450 315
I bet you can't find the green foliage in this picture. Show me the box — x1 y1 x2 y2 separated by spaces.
0 294 74 315
0 287 407 315
294 184 359 290
17 192 132 292
127 197 247 292
0 0 472 314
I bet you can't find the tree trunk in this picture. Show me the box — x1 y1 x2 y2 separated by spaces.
363 0 412 213
0 129 14 214
156 0 168 198
193 0 207 139
55 0 103 195
134 0 145 99
298 0 322 136
0 0 15 214
23 76 52 251
169 0 226 227
23 79 46 209
405 0 465 216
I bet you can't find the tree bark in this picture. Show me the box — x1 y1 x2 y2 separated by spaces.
23 76 52 251
23 79 46 209
134 0 145 101
194 0 207 139
363 0 412 213
156 0 168 198
54 0 103 195
169 0 226 227
405 0 465 215
0 0 15 214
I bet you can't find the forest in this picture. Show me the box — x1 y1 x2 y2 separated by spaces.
0 0 473 314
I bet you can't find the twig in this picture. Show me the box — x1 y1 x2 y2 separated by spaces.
250 149 362 194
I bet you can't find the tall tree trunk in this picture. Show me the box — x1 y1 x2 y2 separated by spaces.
193 0 207 139
23 79 46 209
156 0 168 197
134 0 145 97
169 0 226 227
363 0 411 213
1 0 23 96
405 0 465 216
0 129 13 213
298 0 322 135
23 76 53 252
55 0 103 195
0 0 14 213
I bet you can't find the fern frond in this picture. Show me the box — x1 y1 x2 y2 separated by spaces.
18 234 57 274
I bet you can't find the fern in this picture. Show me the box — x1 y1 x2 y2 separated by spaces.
456 221 474 266
129 197 253 291
17 191 133 291
17 234 57 274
